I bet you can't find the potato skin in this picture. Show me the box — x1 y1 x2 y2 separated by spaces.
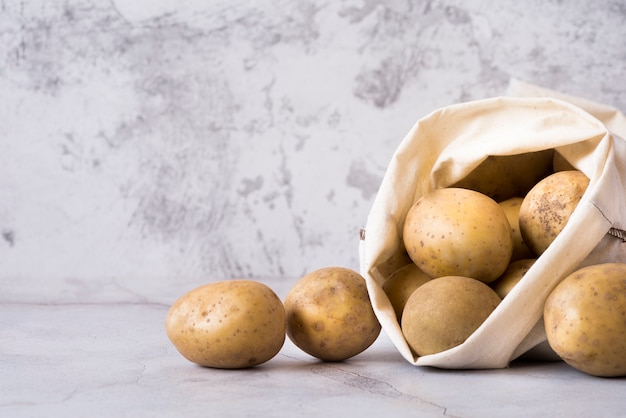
382 263 433 321
544 263 626 377
450 150 554 202
284 267 381 362
165 280 286 369
519 170 589 256
491 258 536 299
401 276 501 356
499 197 535 262
403 188 513 283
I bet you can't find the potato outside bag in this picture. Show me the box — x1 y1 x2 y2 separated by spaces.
358 85 626 369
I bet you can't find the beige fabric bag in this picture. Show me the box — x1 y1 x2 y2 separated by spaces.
359 80 626 369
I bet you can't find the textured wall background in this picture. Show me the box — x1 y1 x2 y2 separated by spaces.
2 0 626 302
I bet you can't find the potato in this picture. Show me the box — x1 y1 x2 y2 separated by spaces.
403 187 513 283
498 197 535 262
165 280 286 369
544 263 626 377
373 248 414 280
490 257 558 362
519 170 589 256
382 263 433 321
401 276 501 356
284 267 381 361
449 150 554 202
490 258 536 299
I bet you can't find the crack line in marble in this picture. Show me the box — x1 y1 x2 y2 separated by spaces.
309 363 460 416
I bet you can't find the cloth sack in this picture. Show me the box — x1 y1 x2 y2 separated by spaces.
359 80 626 369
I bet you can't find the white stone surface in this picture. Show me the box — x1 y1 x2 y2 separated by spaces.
2 1 626 415
3 294 626 418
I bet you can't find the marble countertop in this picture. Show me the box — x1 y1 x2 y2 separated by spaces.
3 280 626 418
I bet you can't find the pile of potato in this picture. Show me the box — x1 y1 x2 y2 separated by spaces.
392 150 626 377
164 148 626 378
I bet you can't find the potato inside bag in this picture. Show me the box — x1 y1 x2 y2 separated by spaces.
359 92 626 369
